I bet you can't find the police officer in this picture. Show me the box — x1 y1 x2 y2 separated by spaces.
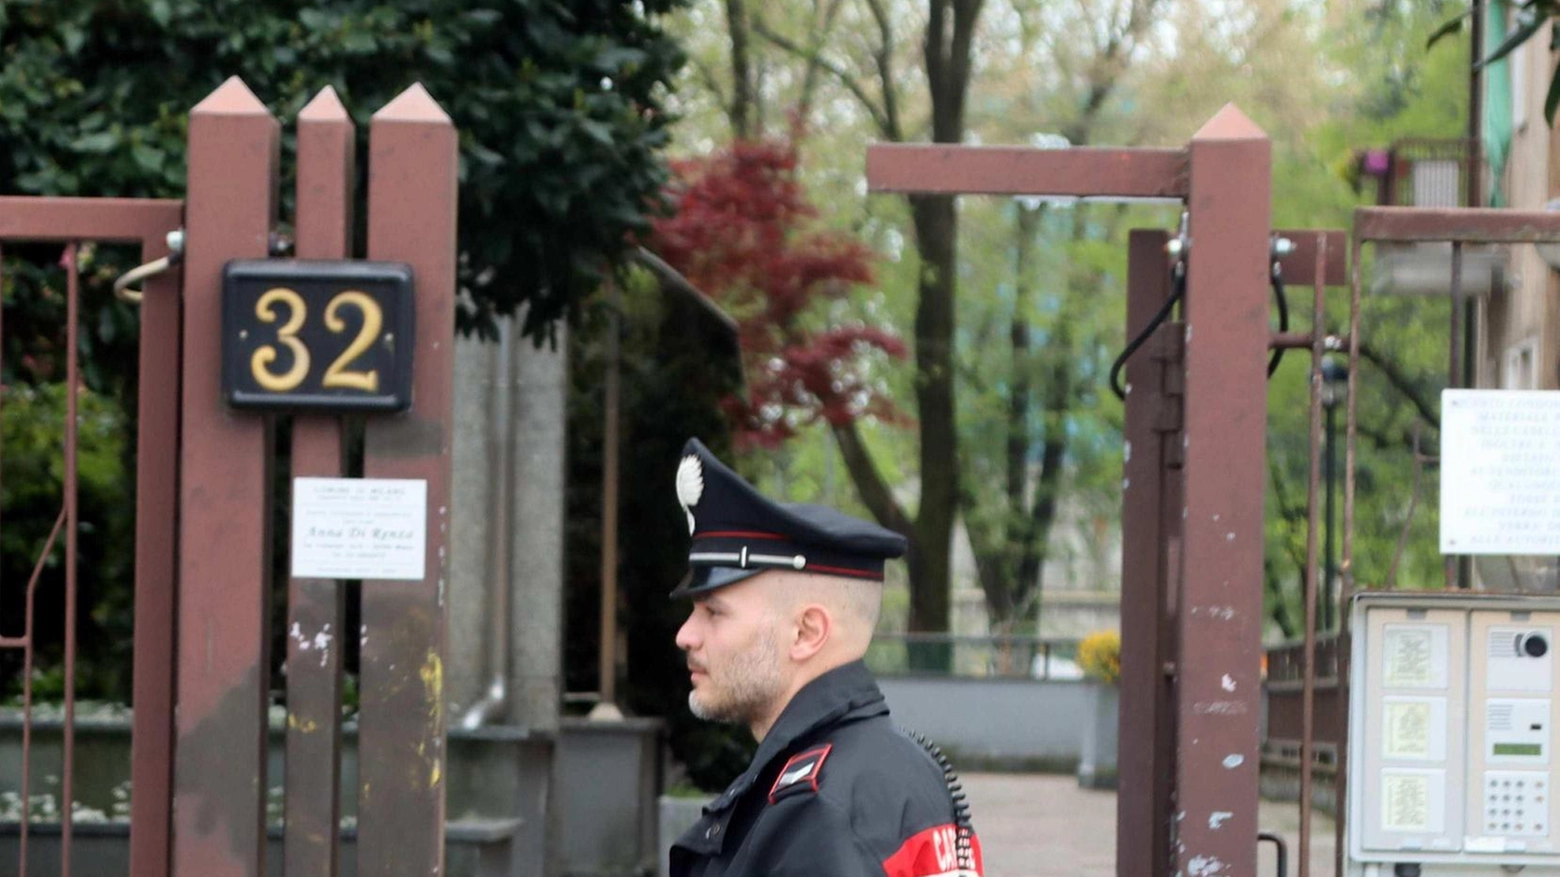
668 438 984 877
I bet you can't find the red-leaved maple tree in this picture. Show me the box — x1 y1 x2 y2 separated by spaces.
650 139 906 448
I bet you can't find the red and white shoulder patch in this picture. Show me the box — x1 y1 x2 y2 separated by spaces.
767 744 833 804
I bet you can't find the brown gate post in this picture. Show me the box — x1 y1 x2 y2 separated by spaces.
173 77 279 877
358 84 459 877
129 210 183 877
1173 106 1271 877
1118 229 1178 877
283 85 355 877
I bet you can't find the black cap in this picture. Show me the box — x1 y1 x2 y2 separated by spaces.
670 438 908 598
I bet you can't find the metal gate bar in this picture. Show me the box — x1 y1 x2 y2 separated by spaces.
62 242 79 877
1118 229 1177 877
1299 232 1331 877
0 196 181 877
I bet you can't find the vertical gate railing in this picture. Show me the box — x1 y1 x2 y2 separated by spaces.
0 198 183 876
1328 204 1560 877
0 74 456 877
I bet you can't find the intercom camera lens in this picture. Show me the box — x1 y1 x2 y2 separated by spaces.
1524 634 1550 658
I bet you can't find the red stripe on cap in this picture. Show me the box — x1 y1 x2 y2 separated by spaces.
803 563 883 580
881 823 985 877
695 530 788 541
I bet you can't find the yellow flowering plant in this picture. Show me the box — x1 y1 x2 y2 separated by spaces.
1078 630 1122 685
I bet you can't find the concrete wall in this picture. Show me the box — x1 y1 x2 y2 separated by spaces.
877 676 1096 768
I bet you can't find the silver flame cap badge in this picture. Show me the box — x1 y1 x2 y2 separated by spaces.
676 455 704 534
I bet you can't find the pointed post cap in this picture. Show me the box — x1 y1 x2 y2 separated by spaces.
372 83 451 125
1192 103 1267 142
300 85 350 122
192 76 273 117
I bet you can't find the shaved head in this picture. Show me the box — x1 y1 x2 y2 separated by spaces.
763 571 882 656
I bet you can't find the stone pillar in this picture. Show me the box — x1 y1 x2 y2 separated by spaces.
508 322 567 732
447 312 565 732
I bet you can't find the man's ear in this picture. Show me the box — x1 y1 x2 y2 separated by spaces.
790 604 831 661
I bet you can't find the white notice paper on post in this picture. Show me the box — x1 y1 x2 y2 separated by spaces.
291 477 427 580
1441 389 1560 554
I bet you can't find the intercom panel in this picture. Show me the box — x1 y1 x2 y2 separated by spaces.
1348 592 1560 875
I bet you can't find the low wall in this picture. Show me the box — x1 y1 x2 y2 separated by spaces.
876 676 1097 771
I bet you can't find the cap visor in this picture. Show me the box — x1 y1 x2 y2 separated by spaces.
669 566 765 599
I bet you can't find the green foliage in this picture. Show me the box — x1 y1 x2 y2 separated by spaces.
1430 0 1560 121
0 382 134 701
1255 1 1469 639
0 0 688 339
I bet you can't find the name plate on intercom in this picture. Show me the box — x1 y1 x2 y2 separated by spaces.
1441 390 1560 555
222 260 415 412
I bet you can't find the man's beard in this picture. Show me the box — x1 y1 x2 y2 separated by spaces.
688 630 785 726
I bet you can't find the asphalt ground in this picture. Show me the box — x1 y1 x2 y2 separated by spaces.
963 773 1337 877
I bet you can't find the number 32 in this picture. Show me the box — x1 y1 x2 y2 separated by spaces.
251 287 383 393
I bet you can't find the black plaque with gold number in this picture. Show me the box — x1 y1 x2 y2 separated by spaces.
222 259 415 412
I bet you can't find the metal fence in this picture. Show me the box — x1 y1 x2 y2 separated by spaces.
865 633 1086 679
1383 138 1479 208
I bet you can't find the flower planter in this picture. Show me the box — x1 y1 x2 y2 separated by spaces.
1076 682 1119 790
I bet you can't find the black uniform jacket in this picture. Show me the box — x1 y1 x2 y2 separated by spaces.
670 661 984 877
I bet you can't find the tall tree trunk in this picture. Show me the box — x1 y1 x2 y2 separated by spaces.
907 191 958 645
1018 302 1075 604
998 206 1041 630
897 0 983 660
760 0 982 662
725 0 755 138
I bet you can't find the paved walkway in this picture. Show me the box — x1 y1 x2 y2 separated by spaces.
964 774 1336 877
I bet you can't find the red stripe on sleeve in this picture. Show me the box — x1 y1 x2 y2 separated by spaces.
880 824 984 877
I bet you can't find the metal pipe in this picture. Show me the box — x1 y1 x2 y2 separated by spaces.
1325 402 1337 630
1270 331 1349 351
1257 832 1288 877
1337 231 1364 877
460 319 517 730
1468 0 1484 210
1447 242 1465 590
1297 233 1327 877
593 286 624 719
63 242 80 873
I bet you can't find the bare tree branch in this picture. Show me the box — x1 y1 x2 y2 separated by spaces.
861 0 904 141
689 56 730 112
795 0 848 129
831 420 915 538
753 17 895 137
1358 340 1440 429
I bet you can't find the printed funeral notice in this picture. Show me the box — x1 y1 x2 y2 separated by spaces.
1441 390 1560 555
291 477 428 580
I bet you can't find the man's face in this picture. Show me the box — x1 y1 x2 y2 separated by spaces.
674 578 787 726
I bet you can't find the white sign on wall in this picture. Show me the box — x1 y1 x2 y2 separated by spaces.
1441 390 1560 555
291 477 428 580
